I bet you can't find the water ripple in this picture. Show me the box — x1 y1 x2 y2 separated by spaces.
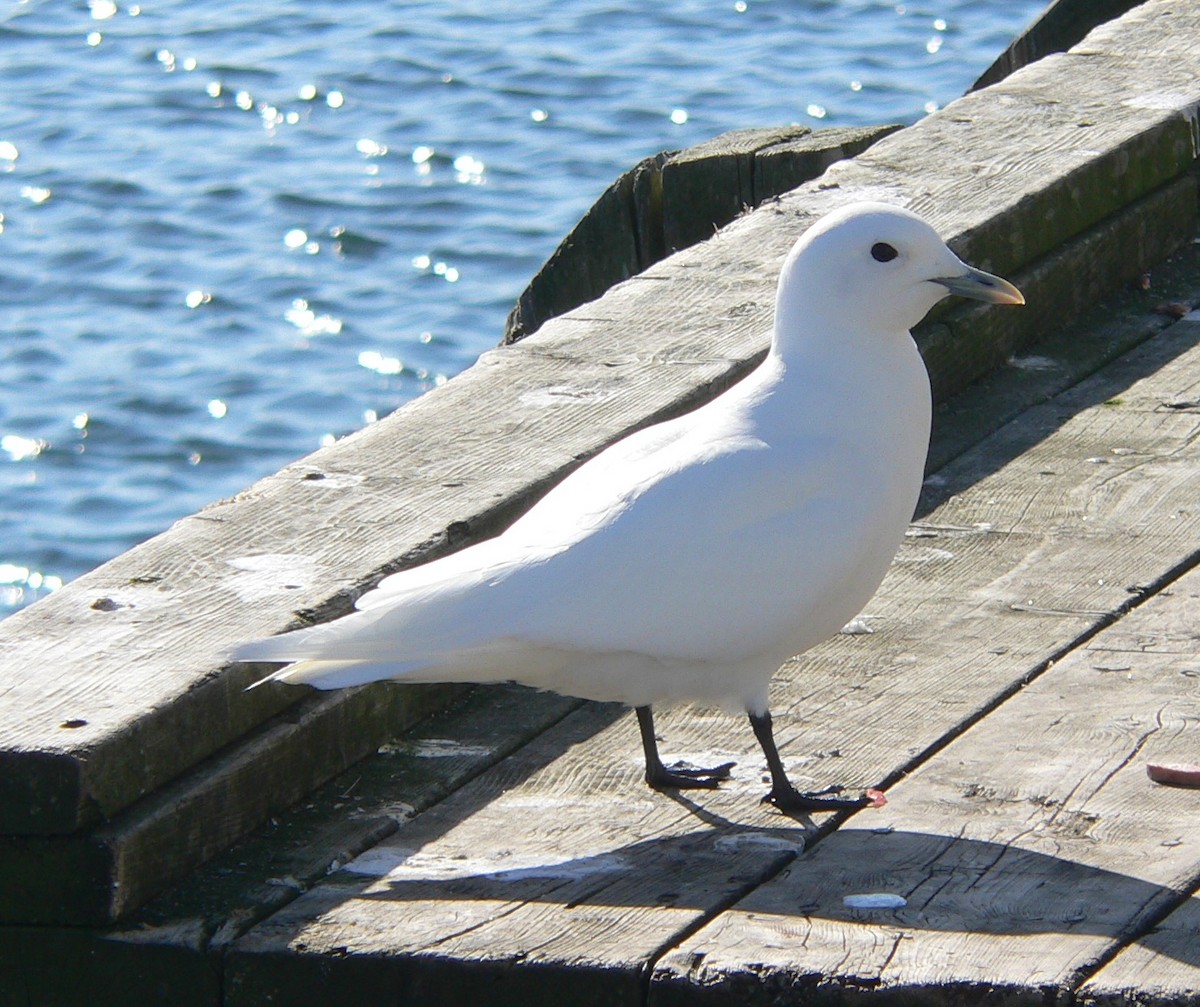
0 0 1042 616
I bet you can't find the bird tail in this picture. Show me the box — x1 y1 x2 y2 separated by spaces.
244 657 431 690
233 622 341 665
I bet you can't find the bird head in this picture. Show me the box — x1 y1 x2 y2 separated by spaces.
774 201 1023 348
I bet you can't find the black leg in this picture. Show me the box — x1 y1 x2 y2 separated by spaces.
636 706 735 790
748 709 885 812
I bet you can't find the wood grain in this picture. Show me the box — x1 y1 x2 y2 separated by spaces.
0 681 462 925
5 0 1197 838
4 0 1200 937
660 125 823 251
973 0 1147 92
16 246 1200 1000
6 240 1196 1001
1077 895 1200 1006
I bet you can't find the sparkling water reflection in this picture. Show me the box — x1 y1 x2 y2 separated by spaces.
0 0 1042 616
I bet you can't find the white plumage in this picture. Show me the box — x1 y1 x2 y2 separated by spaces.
237 201 1022 811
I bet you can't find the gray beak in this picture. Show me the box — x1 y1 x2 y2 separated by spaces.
933 264 1024 305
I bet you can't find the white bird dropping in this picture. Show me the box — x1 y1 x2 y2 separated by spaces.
237 202 1023 813
844 892 908 910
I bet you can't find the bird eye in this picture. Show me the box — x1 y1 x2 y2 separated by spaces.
871 242 898 262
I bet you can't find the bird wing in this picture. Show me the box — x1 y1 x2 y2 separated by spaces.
236 359 888 684
239 415 851 668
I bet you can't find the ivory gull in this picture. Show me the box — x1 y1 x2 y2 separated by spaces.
237 201 1023 812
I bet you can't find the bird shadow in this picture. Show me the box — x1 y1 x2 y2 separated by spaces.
350 822 1199 970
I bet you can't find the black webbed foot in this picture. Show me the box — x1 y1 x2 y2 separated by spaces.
748 708 887 814
762 782 885 813
645 759 736 791
636 706 735 792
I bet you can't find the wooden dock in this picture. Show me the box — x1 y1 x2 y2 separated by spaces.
3 1 1200 1003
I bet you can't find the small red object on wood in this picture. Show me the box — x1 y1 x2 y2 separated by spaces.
1147 763 1200 788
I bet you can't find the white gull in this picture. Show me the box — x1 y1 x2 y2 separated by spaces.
237 201 1023 812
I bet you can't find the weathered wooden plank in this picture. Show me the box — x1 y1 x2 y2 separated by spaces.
650 563 1200 1005
1072 583 1200 1007
17 245 1200 998
223 701 807 1007
0 685 581 1006
2 0 1192 839
751 124 901 210
0 681 460 925
923 172 1196 407
222 303 1200 1001
659 124 814 252
4 0 1200 929
661 123 902 254
711 311 1200 829
928 183 1200 474
1077 896 1200 1007
619 14 1200 441
0 281 776 836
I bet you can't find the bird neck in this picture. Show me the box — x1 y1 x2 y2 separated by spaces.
770 259 898 360
768 311 910 377
764 278 927 426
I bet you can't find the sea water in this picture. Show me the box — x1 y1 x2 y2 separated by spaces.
0 0 1043 615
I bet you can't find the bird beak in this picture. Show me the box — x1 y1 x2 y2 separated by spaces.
932 264 1024 305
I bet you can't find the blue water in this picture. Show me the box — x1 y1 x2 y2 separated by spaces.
0 0 1042 615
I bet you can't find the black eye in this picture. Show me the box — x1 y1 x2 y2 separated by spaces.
871 242 898 262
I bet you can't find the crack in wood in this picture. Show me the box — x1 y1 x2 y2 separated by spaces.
1082 714 1163 808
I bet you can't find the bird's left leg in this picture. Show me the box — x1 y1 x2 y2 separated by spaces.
636 706 735 790
748 709 886 812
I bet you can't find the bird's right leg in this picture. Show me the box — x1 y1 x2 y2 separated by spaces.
749 709 885 812
636 706 735 790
